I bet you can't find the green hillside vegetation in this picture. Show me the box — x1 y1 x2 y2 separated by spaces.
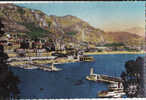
19 22 49 39
66 31 77 35
104 43 125 47
17 7 25 15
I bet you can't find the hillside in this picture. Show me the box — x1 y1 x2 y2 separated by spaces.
123 27 145 37
0 4 144 46
104 32 144 46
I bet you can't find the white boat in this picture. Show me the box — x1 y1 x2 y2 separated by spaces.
98 81 126 98
98 90 126 98
108 82 124 90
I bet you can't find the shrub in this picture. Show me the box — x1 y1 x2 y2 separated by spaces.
66 31 76 35
20 22 49 39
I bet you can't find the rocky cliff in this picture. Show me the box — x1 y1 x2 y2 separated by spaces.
0 4 144 46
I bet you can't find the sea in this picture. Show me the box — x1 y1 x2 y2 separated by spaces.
10 54 145 99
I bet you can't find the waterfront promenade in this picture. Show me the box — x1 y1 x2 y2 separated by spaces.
7 51 146 58
84 51 146 55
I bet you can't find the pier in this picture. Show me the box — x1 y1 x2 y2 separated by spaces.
7 56 56 62
8 61 62 72
30 63 62 72
7 56 64 71
86 68 122 84
30 63 53 71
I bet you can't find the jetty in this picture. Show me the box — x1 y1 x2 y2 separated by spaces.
86 68 122 83
30 63 62 72
7 56 56 62
8 59 63 72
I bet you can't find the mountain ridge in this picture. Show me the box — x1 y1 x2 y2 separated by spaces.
0 4 144 46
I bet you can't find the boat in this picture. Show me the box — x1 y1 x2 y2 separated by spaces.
98 90 126 98
86 68 122 83
108 82 124 91
97 76 125 98
79 55 94 62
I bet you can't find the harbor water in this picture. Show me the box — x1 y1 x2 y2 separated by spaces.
10 54 144 99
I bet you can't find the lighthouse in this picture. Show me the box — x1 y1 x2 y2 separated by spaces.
90 68 94 75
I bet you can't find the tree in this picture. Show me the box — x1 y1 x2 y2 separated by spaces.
125 60 136 75
0 19 5 37
121 57 144 97
0 18 20 99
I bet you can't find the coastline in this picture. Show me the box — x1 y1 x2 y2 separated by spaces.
8 51 146 57
84 51 146 55
8 51 145 70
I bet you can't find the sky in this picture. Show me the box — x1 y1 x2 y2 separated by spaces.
16 1 145 31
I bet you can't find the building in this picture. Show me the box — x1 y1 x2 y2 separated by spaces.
95 46 110 51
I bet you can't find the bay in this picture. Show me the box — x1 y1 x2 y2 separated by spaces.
10 54 144 99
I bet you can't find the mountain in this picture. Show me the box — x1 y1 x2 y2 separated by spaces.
104 31 144 46
0 4 144 46
48 15 107 43
0 4 105 44
1 17 29 33
123 27 145 37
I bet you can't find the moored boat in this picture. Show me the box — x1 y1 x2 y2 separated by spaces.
79 55 94 62
108 82 124 90
98 90 126 98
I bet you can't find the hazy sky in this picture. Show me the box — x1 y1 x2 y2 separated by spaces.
16 1 145 31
